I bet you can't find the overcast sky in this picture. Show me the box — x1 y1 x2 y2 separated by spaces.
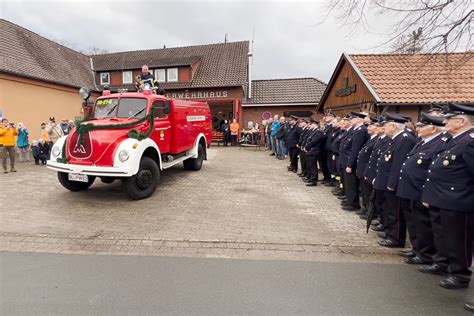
2 0 396 83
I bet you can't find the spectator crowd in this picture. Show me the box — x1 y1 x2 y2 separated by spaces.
263 104 474 291
0 115 75 172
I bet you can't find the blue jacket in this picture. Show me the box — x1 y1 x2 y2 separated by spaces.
270 121 281 137
17 128 29 148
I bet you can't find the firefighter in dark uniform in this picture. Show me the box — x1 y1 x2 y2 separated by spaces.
374 113 417 248
137 65 162 94
325 118 341 187
421 103 474 289
331 117 351 197
355 117 379 216
320 113 336 184
303 119 323 186
396 113 448 265
297 119 310 178
286 116 301 173
340 112 368 211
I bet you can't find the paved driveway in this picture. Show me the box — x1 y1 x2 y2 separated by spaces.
1 147 399 263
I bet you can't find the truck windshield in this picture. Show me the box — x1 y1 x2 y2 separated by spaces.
94 98 148 119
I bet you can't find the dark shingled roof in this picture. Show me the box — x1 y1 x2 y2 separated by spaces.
244 78 327 105
0 19 96 90
92 41 249 89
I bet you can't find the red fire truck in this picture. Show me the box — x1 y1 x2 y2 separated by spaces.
47 88 212 200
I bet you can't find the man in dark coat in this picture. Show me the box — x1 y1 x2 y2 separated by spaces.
298 119 310 178
320 113 336 184
286 116 301 173
396 113 448 265
340 112 369 211
355 117 379 216
331 118 351 196
325 117 341 187
303 119 323 186
374 113 417 248
421 103 474 289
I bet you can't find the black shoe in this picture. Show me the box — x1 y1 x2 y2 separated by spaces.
303 179 312 183
35 162 40 165
355 209 367 215
293 170 298 173
372 220 381 226
464 302 474 312
342 205 360 211
371 225 384 232
377 232 387 239
405 256 426 265
337 196 346 200
439 276 470 289
298 173 306 177
418 263 448 276
340 201 349 206
269 153 275 156
306 183 317 187
359 214 368 220
397 250 415 258
378 239 404 248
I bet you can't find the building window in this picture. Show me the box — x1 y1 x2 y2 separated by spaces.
167 68 178 82
122 71 132 84
100 73 110 85
155 69 166 82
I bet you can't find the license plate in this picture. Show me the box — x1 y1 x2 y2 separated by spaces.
68 173 88 183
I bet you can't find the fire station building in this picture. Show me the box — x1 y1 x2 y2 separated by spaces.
317 52 474 120
1 19 327 141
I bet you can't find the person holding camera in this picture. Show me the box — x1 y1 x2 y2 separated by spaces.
0 118 19 173
45 116 64 144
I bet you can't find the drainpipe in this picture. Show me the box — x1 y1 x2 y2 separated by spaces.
247 51 253 100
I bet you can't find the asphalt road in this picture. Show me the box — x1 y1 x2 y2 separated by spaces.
1 252 472 315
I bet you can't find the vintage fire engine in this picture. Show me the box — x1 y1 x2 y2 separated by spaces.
47 87 212 200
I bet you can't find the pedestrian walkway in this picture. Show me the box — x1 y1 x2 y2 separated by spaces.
1 147 402 263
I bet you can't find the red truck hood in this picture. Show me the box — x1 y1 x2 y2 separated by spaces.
66 119 146 166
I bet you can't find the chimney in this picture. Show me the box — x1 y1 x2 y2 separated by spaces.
247 51 253 99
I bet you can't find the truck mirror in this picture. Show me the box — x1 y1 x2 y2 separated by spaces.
163 101 171 115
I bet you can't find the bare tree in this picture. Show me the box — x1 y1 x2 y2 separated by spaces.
323 0 473 54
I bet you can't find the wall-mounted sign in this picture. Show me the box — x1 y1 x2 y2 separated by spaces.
261 111 272 120
165 90 228 99
336 77 356 97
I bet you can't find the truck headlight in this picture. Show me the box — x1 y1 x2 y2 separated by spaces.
52 146 61 158
118 150 130 162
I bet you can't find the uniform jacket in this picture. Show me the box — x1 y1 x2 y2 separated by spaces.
396 133 447 201
305 129 324 157
0 126 18 147
325 127 340 152
321 124 335 152
338 127 355 168
364 136 390 184
285 124 301 148
421 128 474 212
340 125 368 169
356 135 378 179
374 131 417 191
299 127 311 148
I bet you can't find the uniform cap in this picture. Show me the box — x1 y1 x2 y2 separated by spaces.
348 112 367 119
427 104 444 113
290 115 298 121
416 112 445 127
442 103 474 117
379 112 409 124
308 118 319 125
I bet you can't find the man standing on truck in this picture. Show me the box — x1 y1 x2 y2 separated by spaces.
138 65 161 94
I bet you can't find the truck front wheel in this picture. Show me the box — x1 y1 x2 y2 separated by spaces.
122 156 160 200
57 172 96 191
183 143 204 171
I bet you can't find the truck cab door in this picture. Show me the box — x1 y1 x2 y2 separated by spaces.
150 100 171 153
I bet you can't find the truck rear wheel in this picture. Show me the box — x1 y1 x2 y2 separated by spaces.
183 143 204 171
122 156 160 200
57 172 96 191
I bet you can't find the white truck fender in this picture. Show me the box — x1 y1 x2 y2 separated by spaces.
114 138 162 174
189 133 207 158
49 135 68 161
